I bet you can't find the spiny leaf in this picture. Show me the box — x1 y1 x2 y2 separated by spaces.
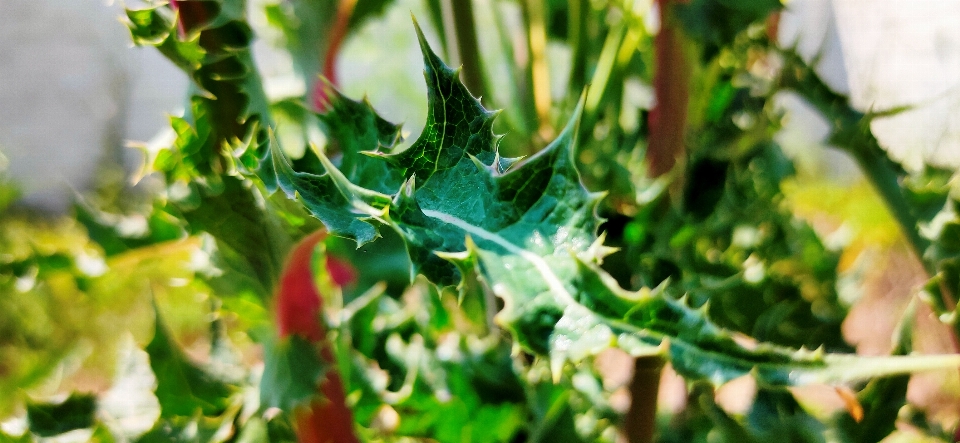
314 78 403 191
146 306 235 418
126 1 273 181
270 20 960 387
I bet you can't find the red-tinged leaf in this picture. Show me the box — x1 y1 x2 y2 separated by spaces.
311 0 356 112
325 255 358 288
646 0 690 177
168 0 219 38
276 231 328 342
273 230 359 443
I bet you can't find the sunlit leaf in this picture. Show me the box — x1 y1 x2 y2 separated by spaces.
269 20 960 387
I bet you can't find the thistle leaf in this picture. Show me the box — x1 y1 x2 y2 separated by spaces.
270 20 960 387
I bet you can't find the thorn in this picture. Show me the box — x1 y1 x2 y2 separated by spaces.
588 190 608 205
550 355 564 384
468 154 490 173
434 249 471 264
584 233 619 263
402 174 416 197
697 299 711 313
813 345 825 358
411 14 438 60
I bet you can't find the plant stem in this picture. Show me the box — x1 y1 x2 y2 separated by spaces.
313 0 357 110
622 356 664 443
520 0 553 141
446 0 487 102
583 23 626 126
852 148 933 272
646 0 690 178
778 51 960 439
777 51 936 278
567 0 589 96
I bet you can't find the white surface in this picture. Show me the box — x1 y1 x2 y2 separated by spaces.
0 0 188 210
781 0 960 171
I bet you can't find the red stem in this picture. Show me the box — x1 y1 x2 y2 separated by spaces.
646 0 690 178
313 0 357 111
276 231 359 443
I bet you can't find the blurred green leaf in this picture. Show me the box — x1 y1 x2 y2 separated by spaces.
26 393 96 437
746 390 824 443
136 415 228 443
674 0 782 59
146 307 235 418
259 334 327 412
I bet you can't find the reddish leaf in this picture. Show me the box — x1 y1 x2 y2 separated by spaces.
168 0 216 38
325 255 358 288
275 230 359 443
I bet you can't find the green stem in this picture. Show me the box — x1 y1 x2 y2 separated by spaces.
778 49 960 353
778 51 932 276
583 23 627 129
852 148 932 273
447 0 487 102
520 0 553 141
567 0 589 96
488 2 534 141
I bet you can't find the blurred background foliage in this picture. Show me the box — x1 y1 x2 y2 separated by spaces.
2 0 960 442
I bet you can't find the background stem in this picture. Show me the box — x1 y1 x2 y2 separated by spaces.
622 356 664 443
520 0 553 141
447 0 487 102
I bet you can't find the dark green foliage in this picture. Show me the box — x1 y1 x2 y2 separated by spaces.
674 0 783 59
259 334 327 411
26 394 96 437
147 308 235 418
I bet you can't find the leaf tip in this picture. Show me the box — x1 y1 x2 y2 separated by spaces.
411 14 436 59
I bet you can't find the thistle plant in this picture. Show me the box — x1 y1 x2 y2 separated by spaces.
3 1 960 442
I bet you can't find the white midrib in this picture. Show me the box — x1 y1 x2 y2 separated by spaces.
421 209 576 306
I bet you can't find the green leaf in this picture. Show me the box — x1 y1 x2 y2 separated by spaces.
235 417 269 443
314 79 404 192
90 425 118 443
136 415 228 443
180 176 288 296
258 333 327 412
674 0 782 58
0 429 33 443
125 6 205 73
146 306 235 418
26 393 96 437
269 20 960 388
746 390 824 443
830 300 916 443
